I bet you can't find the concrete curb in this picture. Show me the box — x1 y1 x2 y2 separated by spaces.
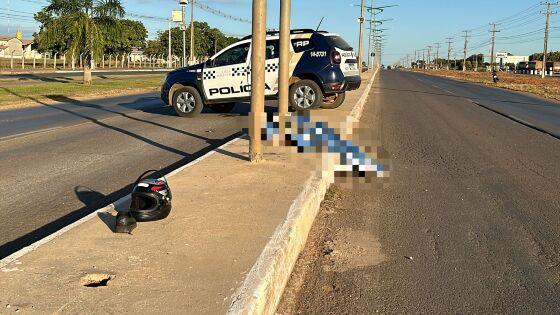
228 68 380 315
0 136 242 269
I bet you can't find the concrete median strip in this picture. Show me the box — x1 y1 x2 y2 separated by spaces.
228 67 379 315
0 68 379 313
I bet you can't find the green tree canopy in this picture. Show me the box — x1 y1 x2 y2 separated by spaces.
33 0 129 84
530 51 560 62
156 21 238 58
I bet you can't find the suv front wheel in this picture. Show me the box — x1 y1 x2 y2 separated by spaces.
289 80 323 111
172 86 203 117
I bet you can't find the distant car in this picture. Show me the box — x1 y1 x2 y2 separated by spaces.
161 29 361 117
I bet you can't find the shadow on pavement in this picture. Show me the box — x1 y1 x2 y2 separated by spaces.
117 98 277 117
97 212 116 233
0 131 243 259
0 87 246 259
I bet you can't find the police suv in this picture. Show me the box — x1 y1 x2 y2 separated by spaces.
161 29 360 117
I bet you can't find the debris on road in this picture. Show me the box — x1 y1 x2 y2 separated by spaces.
80 273 115 288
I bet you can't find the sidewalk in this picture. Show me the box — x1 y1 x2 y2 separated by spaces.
0 70 376 314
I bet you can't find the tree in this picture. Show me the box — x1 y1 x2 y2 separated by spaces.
504 63 516 71
144 39 164 56
35 0 125 84
101 19 147 55
156 22 238 60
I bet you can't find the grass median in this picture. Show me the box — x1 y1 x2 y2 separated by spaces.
414 69 560 102
0 73 166 109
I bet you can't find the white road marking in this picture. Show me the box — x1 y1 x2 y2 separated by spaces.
0 126 62 142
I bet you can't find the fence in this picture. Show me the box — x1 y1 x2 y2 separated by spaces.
0 53 196 71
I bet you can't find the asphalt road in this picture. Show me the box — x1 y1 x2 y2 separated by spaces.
0 93 257 259
279 70 560 313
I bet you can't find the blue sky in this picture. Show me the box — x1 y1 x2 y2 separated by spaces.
1 0 558 65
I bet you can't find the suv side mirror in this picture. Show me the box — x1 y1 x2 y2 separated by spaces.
205 59 214 68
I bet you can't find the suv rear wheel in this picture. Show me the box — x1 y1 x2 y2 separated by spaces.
289 80 323 111
172 86 203 117
320 92 346 109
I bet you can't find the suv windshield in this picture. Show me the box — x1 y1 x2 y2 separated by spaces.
326 35 353 51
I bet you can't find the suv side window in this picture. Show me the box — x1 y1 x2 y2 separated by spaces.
213 43 251 67
266 40 279 59
291 38 314 53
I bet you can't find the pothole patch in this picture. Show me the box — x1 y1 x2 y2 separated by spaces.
80 273 115 288
323 229 386 272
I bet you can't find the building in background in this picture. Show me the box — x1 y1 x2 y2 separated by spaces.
484 52 529 70
0 32 42 59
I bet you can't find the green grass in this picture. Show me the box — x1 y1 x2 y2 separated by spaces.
0 74 165 108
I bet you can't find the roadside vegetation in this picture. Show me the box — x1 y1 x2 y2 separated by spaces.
0 73 165 109
415 69 560 102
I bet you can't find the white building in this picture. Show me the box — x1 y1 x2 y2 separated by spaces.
484 52 529 68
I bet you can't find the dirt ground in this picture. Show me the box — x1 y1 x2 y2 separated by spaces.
415 69 560 102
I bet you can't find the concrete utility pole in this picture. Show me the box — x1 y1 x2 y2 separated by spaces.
358 0 366 76
474 52 479 71
427 46 432 69
489 23 500 72
446 37 453 70
434 42 441 70
278 0 291 116
180 0 187 67
366 1 374 68
249 0 266 163
542 1 558 78
462 30 469 71
168 19 172 68
190 0 195 64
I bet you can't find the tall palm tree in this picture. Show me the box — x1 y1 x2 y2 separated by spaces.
42 0 125 84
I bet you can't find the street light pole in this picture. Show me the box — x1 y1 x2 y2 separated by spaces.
190 0 195 64
358 0 366 76
366 1 374 68
278 0 291 116
249 0 267 163
180 0 187 67
168 18 172 68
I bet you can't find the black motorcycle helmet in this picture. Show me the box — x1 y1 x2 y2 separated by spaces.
129 170 172 222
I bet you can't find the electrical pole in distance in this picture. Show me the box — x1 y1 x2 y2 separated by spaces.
462 30 469 71
434 42 441 70
542 1 558 78
358 0 366 76
427 46 432 70
489 23 500 72
446 37 453 70
168 18 172 68
366 1 374 68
